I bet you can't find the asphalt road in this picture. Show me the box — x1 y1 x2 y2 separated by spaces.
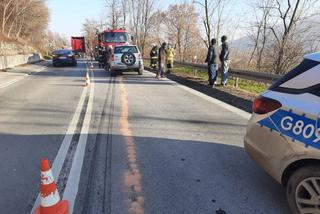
0 60 291 214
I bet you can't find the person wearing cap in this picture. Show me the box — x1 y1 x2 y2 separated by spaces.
205 38 218 88
157 42 167 78
150 44 158 69
219 35 231 86
166 43 175 74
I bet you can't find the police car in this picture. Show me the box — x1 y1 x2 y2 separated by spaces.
244 52 320 214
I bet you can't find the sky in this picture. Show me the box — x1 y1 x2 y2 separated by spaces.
47 0 250 40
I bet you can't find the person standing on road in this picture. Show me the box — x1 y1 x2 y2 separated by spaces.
166 44 175 74
157 42 167 78
100 46 107 68
105 45 113 71
150 44 158 69
205 38 218 88
219 35 230 87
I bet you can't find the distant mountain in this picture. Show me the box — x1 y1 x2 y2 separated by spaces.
230 35 252 52
230 18 320 52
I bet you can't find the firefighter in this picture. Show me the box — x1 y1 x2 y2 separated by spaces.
98 46 104 68
150 44 158 69
166 43 175 74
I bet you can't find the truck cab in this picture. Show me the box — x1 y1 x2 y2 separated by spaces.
94 29 132 61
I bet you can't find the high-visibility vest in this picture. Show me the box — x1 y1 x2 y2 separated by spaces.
167 48 175 61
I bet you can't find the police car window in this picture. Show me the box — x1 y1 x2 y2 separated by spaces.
269 59 320 93
114 46 138 54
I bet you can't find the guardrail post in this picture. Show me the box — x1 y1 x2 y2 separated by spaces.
234 77 239 88
194 69 197 77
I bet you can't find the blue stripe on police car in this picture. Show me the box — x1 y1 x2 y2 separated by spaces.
258 109 320 150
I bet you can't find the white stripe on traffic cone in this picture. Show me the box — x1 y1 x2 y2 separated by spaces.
35 158 69 214
85 71 90 86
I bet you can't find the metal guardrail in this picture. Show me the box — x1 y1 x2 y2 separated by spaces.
174 61 282 84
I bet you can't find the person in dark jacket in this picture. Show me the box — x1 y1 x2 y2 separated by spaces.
205 38 218 87
150 44 158 69
104 45 112 71
219 35 230 86
157 42 167 78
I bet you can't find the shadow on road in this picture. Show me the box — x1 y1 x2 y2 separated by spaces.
0 132 290 214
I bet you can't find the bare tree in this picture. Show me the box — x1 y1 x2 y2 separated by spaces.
248 0 273 71
247 0 320 74
0 0 49 41
82 19 99 54
127 0 155 55
0 0 16 33
105 0 123 29
193 0 231 47
163 2 200 61
193 0 213 47
45 30 68 51
147 10 166 45
122 0 128 28
270 0 302 73
266 0 320 74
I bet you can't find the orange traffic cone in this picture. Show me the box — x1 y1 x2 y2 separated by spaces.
35 159 69 214
85 71 90 86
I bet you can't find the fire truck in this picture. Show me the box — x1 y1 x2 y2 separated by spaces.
94 28 132 61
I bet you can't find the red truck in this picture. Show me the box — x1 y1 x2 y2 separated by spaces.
94 29 132 60
71 36 86 54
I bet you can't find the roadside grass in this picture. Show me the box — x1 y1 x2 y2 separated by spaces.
145 59 268 94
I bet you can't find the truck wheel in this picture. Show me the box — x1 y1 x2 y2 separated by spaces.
286 165 320 214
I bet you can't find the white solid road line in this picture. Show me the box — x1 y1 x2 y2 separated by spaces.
62 66 95 213
0 75 28 89
30 71 88 213
176 84 251 120
145 70 251 120
0 66 46 89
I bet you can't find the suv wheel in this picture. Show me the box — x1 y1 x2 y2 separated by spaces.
121 53 136 66
287 165 320 214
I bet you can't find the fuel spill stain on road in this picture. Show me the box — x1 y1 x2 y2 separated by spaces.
119 76 144 214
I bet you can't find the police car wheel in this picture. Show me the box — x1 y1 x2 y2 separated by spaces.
121 53 136 66
286 165 320 214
